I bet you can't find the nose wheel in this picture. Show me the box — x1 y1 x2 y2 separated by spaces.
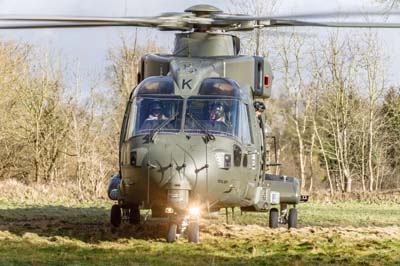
167 223 178 243
187 222 199 243
166 216 200 243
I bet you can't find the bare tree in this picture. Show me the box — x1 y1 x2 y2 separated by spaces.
360 33 389 191
277 33 315 190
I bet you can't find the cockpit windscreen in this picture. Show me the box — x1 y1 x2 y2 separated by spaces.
131 97 183 136
185 97 240 138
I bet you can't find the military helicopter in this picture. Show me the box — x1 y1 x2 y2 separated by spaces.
2 4 400 243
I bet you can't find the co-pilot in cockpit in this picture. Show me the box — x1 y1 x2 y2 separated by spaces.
210 103 226 122
184 97 237 136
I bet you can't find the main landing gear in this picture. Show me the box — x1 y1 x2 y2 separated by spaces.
268 204 297 229
110 205 121 227
110 204 141 227
269 208 279 228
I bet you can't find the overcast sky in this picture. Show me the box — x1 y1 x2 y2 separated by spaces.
0 0 399 90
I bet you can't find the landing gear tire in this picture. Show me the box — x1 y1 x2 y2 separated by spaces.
129 206 140 225
288 208 297 229
110 204 121 227
167 223 178 243
187 222 199 243
269 208 279 229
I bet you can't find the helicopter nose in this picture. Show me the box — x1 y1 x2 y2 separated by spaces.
140 148 197 210
137 146 186 182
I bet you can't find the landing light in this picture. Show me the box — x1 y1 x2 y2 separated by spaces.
189 207 200 217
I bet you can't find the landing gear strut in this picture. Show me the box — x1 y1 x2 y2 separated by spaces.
129 205 140 225
111 204 141 227
279 203 288 224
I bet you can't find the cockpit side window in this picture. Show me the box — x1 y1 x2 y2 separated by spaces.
239 103 253 144
198 78 241 97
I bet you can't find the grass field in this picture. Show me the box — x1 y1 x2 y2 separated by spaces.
0 197 399 266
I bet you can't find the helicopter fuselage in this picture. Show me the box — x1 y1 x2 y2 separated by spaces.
116 32 299 217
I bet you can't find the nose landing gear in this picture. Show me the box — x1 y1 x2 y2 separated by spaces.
166 211 200 243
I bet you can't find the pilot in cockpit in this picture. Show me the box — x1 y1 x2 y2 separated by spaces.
146 102 168 121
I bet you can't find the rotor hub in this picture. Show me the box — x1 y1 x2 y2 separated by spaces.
184 5 222 17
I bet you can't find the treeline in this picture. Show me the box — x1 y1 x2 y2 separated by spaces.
262 32 400 194
0 37 161 198
0 41 113 197
226 0 400 195
0 29 399 197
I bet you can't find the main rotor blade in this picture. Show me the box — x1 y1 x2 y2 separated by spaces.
0 22 133 29
215 9 400 22
0 15 160 25
267 10 400 20
261 19 400 28
0 13 199 30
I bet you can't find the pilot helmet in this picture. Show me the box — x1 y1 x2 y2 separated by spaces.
149 102 162 112
210 102 225 121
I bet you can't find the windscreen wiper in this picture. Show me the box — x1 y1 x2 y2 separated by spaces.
186 112 215 142
149 112 179 142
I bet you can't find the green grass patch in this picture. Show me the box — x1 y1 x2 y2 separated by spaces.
0 198 399 266
233 201 400 227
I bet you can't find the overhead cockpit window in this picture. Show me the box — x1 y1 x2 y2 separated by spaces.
198 78 241 97
134 76 175 96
